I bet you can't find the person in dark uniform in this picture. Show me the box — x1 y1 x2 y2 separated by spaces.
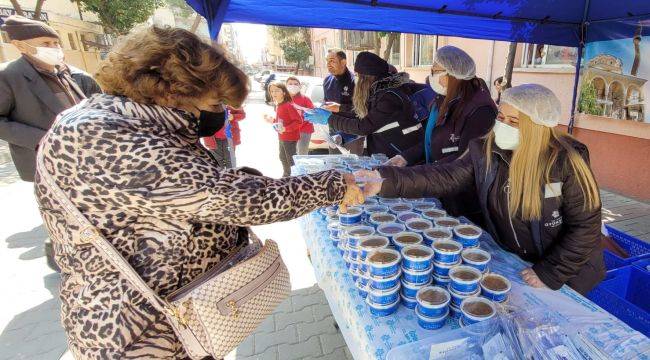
321 49 360 153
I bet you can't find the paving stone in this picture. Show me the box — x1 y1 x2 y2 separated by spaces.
296 316 337 342
235 334 255 357
274 306 314 331
319 332 348 355
291 290 327 312
311 303 333 322
277 335 322 360
275 298 294 314
254 314 276 334
313 346 353 360
237 346 279 360
254 324 297 354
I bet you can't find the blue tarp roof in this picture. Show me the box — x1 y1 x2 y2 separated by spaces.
187 0 650 47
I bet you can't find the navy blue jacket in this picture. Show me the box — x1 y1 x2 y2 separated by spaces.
323 69 356 142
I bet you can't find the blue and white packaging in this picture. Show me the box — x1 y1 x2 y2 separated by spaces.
449 265 482 294
393 232 423 252
448 285 480 308
368 212 397 229
359 236 389 262
366 297 400 317
346 225 375 248
396 211 420 223
338 206 363 225
453 224 483 248
416 306 449 330
389 202 413 214
434 217 461 230
480 273 511 303
401 278 432 298
368 283 401 305
376 222 406 243
367 248 401 277
460 297 496 325
400 294 418 309
369 269 402 290
402 265 432 285
401 244 434 271
432 258 461 277
405 218 434 233
423 227 454 246
431 238 462 263
461 248 491 272
416 286 451 317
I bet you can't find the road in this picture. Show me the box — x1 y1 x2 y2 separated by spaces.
0 79 325 359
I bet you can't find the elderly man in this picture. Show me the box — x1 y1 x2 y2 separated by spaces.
0 15 101 182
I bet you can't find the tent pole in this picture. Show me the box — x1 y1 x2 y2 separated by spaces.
568 44 583 134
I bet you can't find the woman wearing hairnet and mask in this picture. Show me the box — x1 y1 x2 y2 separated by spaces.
387 46 497 225
357 84 605 294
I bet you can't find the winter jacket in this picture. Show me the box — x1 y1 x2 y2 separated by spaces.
275 102 302 141
34 94 347 359
202 106 245 149
0 56 101 181
328 73 426 158
323 69 356 143
377 136 605 294
402 81 497 165
292 94 315 134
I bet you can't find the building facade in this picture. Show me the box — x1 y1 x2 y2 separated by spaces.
0 0 108 74
310 30 650 200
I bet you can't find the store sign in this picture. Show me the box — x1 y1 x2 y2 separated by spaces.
0 7 49 25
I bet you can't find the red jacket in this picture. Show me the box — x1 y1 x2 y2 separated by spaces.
202 107 245 149
292 94 315 134
275 102 302 141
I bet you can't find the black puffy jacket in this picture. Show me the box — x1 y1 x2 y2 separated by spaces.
328 73 426 158
377 136 605 294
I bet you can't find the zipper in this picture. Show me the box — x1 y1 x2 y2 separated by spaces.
495 151 524 254
168 242 248 301
217 257 283 316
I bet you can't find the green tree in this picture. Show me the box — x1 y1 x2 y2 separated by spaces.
75 0 164 35
269 26 312 72
578 81 603 116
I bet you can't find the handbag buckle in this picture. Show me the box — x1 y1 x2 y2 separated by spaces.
166 303 189 328
227 300 240 318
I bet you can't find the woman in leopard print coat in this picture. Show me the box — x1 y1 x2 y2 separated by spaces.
34 27 363 359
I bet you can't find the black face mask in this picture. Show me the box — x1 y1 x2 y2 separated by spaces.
197 109 226 137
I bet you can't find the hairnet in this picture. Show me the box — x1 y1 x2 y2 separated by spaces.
434 46 476 80
501 84 562 127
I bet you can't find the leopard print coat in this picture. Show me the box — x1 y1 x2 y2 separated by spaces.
34 94 346 359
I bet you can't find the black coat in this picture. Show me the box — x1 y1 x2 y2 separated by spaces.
0 56 101 181
328 75 426 158
377 137 605 294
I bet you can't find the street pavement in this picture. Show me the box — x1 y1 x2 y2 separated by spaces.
0 80 647 360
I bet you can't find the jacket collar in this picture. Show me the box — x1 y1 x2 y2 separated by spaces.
84 94 198 138
18 56 66 115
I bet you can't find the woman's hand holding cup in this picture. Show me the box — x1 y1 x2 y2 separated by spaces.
353 170 383 198
340 173 365 213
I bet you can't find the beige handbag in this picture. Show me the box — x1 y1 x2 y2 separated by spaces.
37 146 291 359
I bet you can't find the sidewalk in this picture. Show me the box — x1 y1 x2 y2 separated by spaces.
601 190 650 242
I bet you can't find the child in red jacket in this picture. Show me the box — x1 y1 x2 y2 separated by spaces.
286 76 314 155
201 106 245 168
268 81 302 177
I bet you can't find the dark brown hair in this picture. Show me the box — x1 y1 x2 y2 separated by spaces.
437 77 486 124
96 26 249 109
269 81 292 104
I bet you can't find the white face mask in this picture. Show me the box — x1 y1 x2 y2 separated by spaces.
428 71 447 96
287 85 301 95
34 46 65 66
493 120 520 150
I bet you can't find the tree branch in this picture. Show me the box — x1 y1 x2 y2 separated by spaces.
34 0 46 20
9 0 24 16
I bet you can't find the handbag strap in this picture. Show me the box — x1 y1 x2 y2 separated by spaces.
36 140 181 323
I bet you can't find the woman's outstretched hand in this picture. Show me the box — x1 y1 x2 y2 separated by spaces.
353 170 384 198
340 173 365 213
521 268 548 289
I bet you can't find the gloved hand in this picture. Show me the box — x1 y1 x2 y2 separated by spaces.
304 108 332 125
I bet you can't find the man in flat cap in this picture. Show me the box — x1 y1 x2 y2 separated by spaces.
0 15 101 182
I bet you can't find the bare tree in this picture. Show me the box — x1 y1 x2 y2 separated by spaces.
34 0 46 19
190 13 202 33
382 32 399 61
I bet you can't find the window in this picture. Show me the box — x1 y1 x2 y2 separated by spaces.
67 33 77 50
521 44 577 68
413 35 437 66
389 34 401 66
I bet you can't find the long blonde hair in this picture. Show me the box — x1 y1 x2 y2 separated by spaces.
485 113 601 220
353 74 377 118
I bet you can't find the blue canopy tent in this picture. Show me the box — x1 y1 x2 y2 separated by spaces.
185 0 650 131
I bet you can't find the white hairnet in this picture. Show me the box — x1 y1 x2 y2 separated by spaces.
434 46 476 80
501 84 562 127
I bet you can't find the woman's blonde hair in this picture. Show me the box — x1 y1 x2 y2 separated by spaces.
353 74 377 118
95 26 249 109
485 113 600 220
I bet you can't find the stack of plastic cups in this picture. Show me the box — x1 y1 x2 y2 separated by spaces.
479 273 511 303
389 202 414 215
378 197 401 206
396 211 420 224
357 235 391 298
366 248 402 316
421 209 447 223
412 202 438 214
459 297 497 332
431 238 463 287
453 224 482 248
364 205 389 223
447 266 482 319
368 212 396 230
415 286 451 330
461 248 491 273
434 217 461 230
405 218 434 234
422 227 453 247
377 222 406 248
400 244 435 309
327 221 342 247
346 225 375 282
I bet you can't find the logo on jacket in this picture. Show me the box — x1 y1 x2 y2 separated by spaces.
449 133 460 143
342 86 350 96
545 210 563 228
